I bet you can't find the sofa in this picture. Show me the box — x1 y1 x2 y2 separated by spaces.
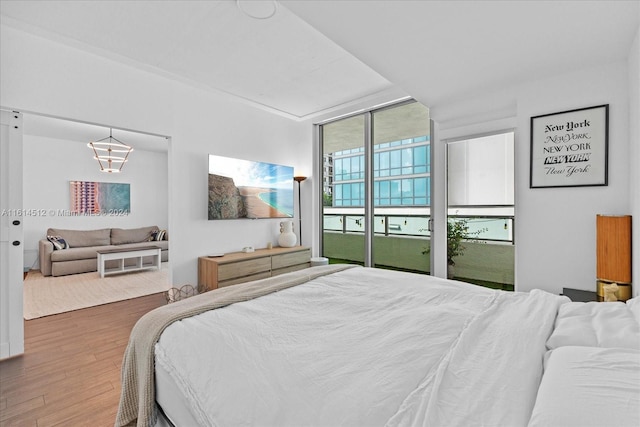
39 226 169 277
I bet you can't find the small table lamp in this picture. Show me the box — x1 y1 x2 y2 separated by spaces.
596 214 632 301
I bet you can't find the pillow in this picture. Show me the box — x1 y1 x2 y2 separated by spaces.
626 296 640 328
47 235 69 250
111 226 158 245
547 301 640 350
149 229 166 241
47 228 110 247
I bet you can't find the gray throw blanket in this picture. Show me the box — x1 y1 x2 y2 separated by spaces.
115 264 356 427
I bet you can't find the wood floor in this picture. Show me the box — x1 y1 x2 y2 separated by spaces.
0 292 166 426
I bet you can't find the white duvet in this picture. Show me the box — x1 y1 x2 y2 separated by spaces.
528 346 640 427
155 267 566 427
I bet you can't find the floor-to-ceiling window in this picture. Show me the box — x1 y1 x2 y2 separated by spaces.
320 100 431 272
321 113 367 265
371 102 430 271
320 101 516 290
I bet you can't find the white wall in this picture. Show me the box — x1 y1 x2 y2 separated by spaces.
629 23 640 298
433 60 631 296
1 26 312 287
516 62 630 294
168 86 311 285
22 134 168 269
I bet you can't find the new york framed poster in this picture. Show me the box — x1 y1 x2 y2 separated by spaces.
530 104 608 188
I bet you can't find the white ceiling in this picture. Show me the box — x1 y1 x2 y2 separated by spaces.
21 114 169 153
282 0 639 118
0 0 393 121
1 0 638 145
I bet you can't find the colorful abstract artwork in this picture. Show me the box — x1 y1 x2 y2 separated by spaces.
70 181 131 214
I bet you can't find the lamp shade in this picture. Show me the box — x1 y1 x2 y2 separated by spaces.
596 215 632 283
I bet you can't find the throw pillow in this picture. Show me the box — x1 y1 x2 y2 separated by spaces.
152 229 166 241
47 235 70 250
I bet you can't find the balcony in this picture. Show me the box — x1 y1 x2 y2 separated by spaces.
323 213 514 290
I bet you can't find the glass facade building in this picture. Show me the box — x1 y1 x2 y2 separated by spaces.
330 135 430 207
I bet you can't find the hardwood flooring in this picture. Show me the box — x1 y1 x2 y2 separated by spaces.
0 292 166 426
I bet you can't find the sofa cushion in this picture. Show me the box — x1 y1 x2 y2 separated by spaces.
111 226 159 245
47 228 111 248
50 245 118 262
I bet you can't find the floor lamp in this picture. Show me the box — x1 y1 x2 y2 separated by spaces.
294 176 307 245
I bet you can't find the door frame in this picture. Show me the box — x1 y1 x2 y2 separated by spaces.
0 110 24 359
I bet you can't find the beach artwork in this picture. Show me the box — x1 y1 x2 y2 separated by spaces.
208 154 294 220
70 181 131 214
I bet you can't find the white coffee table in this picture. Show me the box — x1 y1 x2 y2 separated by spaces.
97 246 161 278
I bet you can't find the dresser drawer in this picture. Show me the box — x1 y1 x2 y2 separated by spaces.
218 257 271 281
272 262 311 277
219 271 272 288
272 249 311 270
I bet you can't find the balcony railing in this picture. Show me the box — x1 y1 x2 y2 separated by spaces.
323 214 514 244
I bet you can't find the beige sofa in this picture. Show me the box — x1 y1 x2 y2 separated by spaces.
39 226 169 277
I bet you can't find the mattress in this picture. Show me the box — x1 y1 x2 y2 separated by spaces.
155 360 199 427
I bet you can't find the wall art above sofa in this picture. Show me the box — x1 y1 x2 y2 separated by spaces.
70 181 131 215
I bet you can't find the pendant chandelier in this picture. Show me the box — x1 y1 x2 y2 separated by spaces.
87 129 133 173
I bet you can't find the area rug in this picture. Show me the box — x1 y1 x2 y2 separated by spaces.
24 263 170 319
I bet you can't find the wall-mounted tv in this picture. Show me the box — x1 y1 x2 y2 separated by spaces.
208 154 294 220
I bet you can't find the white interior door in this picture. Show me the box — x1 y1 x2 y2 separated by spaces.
0 110 24 359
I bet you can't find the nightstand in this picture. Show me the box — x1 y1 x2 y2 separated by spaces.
561 288 598 302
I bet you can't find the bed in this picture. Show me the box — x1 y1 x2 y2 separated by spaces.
115 264 640 427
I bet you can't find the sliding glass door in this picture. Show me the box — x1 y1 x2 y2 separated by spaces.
319 100 431 272
321 113 366 265
371 102 430 272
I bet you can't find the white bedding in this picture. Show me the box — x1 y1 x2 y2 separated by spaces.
528 346 640 427
155 267 567 426
547 301 640 350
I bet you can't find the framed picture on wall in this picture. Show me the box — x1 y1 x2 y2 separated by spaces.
530 104 608 188
70 181 131 214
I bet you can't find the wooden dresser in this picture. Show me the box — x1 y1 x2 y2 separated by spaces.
198 246 311 293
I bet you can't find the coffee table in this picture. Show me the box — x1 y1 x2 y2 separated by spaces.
96 246 161 278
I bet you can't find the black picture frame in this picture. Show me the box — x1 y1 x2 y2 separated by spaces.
530 104 609 188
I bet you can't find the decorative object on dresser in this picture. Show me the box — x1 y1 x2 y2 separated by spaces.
39 226 168 277
596 214 632 301
278 220 297 247
198 246 310 293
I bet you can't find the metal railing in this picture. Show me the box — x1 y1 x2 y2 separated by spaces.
323 214 515 243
